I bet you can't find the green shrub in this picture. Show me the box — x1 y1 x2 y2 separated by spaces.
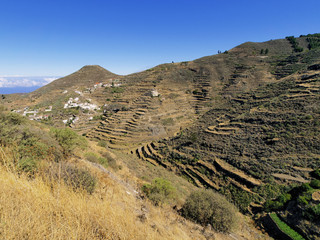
297 193 312 206
265 200 283 211
300 183 313 192
305 204 320 221
188 133 198 143
50 127 87 155
286 36 304 52
111 87 124 93
278 193 292 203
18 157 38 174
6 112 25 125
142 178 176 206
19 136 49 160
311 169 320 180
97 157 108 166
0 109 64 169
306 35 320 50
181 189 239 233
92 115 103 121
265 193 292 211
310 179 320 189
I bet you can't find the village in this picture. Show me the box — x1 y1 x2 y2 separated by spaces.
12 79 123 125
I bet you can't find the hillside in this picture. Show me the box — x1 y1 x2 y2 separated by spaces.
1 33 320 239
151 61 320 204
129 36 320 238
1 36 306 135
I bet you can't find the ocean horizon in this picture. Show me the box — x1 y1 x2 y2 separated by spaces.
0 76 61 94
0 86 42 94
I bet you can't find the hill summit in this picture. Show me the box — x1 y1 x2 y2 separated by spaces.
35 65 118 93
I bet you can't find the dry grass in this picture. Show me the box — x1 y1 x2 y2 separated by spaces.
0 145 205 240
0 166 151 239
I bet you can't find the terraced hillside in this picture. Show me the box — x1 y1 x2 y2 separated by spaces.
3 35 320 202
2 34 320 239
134 56 320 213
86 38 300 147
1 37 306 134
84 36 318 150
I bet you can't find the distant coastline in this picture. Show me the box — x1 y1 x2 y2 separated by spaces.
0 86 41 94
0 76 61 94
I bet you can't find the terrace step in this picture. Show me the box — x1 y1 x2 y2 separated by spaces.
186 166 219 190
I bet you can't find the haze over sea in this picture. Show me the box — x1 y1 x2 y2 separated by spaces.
0 76 60 94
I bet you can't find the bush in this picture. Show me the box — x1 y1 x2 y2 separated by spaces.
6 112 25 125
92 115 103 121
306 35 320 50
50 127 87 155
310 179 320 189
142 178 176 206
62 164 97 194
300 183 313 192
265 200 284 211
305 204 320 221
111 87 124 93
18 157 38 174
85 152 108 167
311 169 320 180
286 36 304 52
181 189 239 233
265 193 292 211
19 136 49 160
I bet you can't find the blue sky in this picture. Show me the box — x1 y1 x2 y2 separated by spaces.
0 0 320 82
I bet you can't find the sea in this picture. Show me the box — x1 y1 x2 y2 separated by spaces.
0 76 61 94
0 86 41 94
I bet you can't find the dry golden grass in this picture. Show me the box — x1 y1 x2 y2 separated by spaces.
0 166 150 239
0 145 205 240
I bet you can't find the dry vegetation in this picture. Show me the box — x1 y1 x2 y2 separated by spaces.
0 146 198 240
